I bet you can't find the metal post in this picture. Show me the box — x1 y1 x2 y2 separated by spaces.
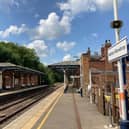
12 72 15 88
89 70 93 103
113 0 127 120
64 70 66 90
0 71 2 89
80 59 83 88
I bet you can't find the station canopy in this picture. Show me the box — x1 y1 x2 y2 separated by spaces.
48 61 80 72
0 63 44 75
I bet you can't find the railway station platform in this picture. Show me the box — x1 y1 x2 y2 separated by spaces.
0 85 47 97
2 87 119 129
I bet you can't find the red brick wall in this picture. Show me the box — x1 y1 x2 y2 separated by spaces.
20 74 24 86
30 74 38 86
90 61 105 70
81 53 89 87
2 70 41 89
3 71 13 89
80 42 114 94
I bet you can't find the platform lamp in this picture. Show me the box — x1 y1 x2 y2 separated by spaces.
111 0 129 129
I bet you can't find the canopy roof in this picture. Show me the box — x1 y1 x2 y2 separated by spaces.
48 61 80 70
0 62 44 75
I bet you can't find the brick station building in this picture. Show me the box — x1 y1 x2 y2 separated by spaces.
0 63 44 90
80 40 113 96
80 40 129 122
80 40 129 94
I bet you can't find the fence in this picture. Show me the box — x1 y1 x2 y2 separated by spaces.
91 85 120 123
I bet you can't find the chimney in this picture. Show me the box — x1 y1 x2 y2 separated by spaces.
105 40 111 48
101 46 104 57
87 47 91 56
104 40 111 60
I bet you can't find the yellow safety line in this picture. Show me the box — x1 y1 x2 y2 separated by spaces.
37 92 63 129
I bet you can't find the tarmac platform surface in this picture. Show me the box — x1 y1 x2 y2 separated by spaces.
40 91 117 129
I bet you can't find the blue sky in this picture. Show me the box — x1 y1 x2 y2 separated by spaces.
0 0 129 65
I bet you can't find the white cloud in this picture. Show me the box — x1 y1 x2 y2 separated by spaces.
63 54 72 61
58 0 96 16
77 53 82 58
0 40 10 43
49 48 56 56
26 40 49 57
91 33 98 38
0 0 27 12
0 12 71 40
0 24 27 38
34 13 40 18
56 41 76 52
58 0 123 16
33 12 71 40
0 0 19 8
95 0 122 11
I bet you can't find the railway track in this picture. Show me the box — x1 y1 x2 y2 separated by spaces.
0 86 58 124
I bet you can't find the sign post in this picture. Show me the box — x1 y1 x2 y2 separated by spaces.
110 0 129 128
112 0 127 121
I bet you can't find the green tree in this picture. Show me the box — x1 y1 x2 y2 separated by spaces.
0 41 63 84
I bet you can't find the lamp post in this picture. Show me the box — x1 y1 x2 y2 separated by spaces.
63 69 67 92
111 0 129 128
112 0 127 121
89 69 92 103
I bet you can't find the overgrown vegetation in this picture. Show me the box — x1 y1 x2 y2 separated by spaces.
0 42 63 84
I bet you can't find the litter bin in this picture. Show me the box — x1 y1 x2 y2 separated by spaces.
120 120 129 129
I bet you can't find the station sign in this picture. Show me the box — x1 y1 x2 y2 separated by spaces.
108 37 129 62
